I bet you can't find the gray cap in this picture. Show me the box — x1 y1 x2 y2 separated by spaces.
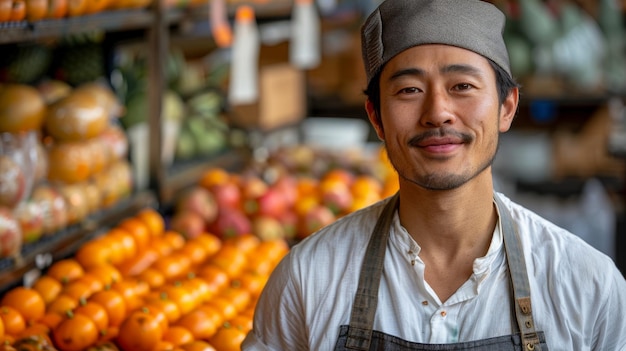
361 0 511 86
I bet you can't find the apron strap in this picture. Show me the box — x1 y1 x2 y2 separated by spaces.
494 193 542 351
345 193 399 350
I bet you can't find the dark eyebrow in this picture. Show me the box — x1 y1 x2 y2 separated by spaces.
387 64 484 82
388 68 425 82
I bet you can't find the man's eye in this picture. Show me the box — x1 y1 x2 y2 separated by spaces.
399 87 420 94
454 83 472 91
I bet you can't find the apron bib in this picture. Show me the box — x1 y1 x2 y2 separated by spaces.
334 193 549 351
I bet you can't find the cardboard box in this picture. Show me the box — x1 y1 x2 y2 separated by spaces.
229 62 306 131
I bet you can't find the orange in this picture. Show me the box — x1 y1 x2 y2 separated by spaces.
88 289 127 327
86 264 123 287
180 340 217 351
180 276 215 304
158 284 197 316
17 322 51 342
163 325 194 347
46 294 79 316
205 296 237 321
350 174 383 198
25 0 47 22
116 309 164 351
218 287 251 314
161 230 186 251
175 308 220 340
208 245 247 278
61 280 93 301
136 267 166 289
52 312 99 351
47 0 68 18
75 238 113 269
223 233 260 255
228 314 253 334
190 233 222 258
117 217 151 252
153 254 193 283
198 168 230 189
111 279 149 312
143 292 181 324
74 273 105 296
139 305 169 333
0 306 25 336
233 271 268 299
0 287 45 323
178 240 209 267
104 227 138 264
74 300 109 333
208 322 247 351
195 265 230 292
136 207 165 237
32 275 63 305
39 311 63 329
46 258 85 285
256 239 289 265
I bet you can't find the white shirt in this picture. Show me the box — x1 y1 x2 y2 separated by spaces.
242 192 626 351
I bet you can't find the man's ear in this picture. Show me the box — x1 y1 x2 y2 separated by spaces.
499 87 519 133
365 98 385 141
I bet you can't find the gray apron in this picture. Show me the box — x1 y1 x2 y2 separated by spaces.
334 193 549 351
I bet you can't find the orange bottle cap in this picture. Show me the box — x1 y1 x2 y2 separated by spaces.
236 5 255 23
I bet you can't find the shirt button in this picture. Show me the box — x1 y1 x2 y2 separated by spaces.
440 311 447 317
421 301 428 306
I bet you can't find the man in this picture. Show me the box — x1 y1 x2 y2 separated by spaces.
241 0 626 350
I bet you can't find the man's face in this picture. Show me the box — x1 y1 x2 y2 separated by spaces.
366 44 518 191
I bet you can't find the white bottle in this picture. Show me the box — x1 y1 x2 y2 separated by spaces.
290 0 321 69
228 5 260 106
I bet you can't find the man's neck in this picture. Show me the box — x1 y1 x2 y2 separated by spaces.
397 176 498 302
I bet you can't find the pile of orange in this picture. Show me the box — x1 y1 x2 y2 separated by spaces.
0 207 290 351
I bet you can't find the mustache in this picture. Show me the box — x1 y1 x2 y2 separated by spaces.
408 128 473 146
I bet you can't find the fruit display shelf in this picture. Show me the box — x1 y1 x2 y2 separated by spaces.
0 190 157 295
0 8 156 45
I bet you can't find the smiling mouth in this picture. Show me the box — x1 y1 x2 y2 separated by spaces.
408 129 472 149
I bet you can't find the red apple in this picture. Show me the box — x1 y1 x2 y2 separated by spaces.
273 174 298 208
169 209 206 239
321 183 353 216
176 186 218 224
209 181 242 210
299 205 336 239
209 207 251 240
